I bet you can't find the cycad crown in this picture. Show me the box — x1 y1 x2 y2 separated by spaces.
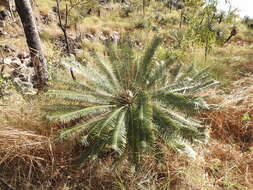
45 36 218 166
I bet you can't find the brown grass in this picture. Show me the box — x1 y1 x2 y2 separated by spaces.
203 76 253 149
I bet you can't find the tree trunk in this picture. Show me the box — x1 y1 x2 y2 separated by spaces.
14 0 48 91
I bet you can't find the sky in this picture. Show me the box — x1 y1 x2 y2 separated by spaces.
217 0 253 18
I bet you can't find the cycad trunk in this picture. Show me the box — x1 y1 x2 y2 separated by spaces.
14 0 48 90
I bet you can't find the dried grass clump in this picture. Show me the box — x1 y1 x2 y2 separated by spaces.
0 126 50 164
0 96 55 189
203 76 253 149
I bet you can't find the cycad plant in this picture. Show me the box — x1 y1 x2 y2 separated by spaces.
45 36 218 167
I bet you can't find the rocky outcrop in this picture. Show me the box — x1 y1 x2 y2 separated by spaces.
0 53 38 95
54 31 120 54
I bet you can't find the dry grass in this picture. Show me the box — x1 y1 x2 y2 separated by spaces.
203 77 253 149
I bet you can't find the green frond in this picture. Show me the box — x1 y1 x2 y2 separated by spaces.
137 36 162 86
159 131 197 158
46 105 116 123
135 92 154 149
154 92 209 112
159 106 202 128
126 106 141 165
147 58 175 88
105 42 122 84
90 51 120 89
117 37 136 89
97 106 126 136
42 104 84 112
153 106 201 136
110 109 127 153
47 89 110 105
54 79 113 99
59 114 108 140
61 57 115 94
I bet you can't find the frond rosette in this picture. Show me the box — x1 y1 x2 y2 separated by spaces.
44 36 218 167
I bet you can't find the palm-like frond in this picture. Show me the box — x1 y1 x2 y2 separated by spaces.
44 36 218 167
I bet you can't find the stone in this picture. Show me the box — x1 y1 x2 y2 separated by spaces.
17 53 26 60
10 57 22 68
109 31 120 44
3 57 12 65
0 10 11 20
0 21 5 27
84 33 95 41
0 28 7 36
0 45 15 53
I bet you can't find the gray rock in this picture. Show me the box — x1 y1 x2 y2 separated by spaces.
109 31 120 44
0 45 16 53
0 10 11 20
0 28 7 36
1 54 37 95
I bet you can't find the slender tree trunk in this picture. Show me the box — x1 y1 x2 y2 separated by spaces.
14 0 48 90
56 0 71 55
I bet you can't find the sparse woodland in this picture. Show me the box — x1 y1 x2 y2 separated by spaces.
0 0 253 189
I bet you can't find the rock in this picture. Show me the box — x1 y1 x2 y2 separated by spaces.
84 33 95 41
109 31 120 44
0 28 7 36
17 53 26 60
99 34 108 41
10 57 22 68
52 6 58 13
3 57 12 65
0 21 5 27
13 78 38 95
0 10 11 20
1 53 38 95
0 45 15 54
40 12 54 25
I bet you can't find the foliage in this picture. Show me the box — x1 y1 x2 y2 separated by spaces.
44 36 218 168
184 0 238 59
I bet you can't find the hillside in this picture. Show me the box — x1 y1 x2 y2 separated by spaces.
0 0 253 189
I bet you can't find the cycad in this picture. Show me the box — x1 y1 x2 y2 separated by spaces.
45 36 218 167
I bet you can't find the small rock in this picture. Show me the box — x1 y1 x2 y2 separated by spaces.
3 57 12 65
0 45 16 53
84 33 95 41
0 28 7 36
0 10 11 21
10 58 22 68
17 53 26 60
0 21 5 27
0 45 15 53
108 32 120 44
